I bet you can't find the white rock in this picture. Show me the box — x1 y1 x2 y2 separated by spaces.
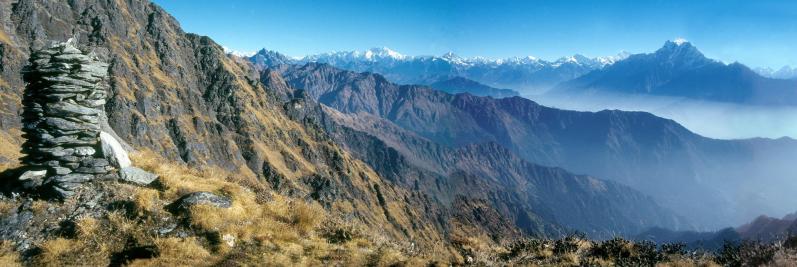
19 170 47 181
222 234 235 247
100 131 131 168
73 146 96 156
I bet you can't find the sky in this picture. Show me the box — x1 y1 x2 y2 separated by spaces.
152 0 797 68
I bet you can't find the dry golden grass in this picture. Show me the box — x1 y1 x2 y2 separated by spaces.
0 128 22 164
113 150 411 266
0 146 769 266
0 29 12 45
0 241 21 267
128 238 212 266
0 202 16 216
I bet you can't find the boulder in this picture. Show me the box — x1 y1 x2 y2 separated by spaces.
167 192 232 214
18 169 47 189
100 131 131 168
119 167 158 186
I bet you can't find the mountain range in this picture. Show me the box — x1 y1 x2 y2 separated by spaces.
252 41 797 107
755 66 797 80
553 40 797 106
269 62 797 231
250 47 630 94
1 0 795 264
636 211 797 249
430 77 519 98
0 0 691 246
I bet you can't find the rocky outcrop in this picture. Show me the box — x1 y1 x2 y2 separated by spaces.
119 166 157 186
167 192 232 214
19 40 112 198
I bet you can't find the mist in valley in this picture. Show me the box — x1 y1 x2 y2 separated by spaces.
530 92 797 140
528 92 797 227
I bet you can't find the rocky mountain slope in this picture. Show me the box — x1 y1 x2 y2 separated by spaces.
250 47 629 94
554 40 797 106
430 77 518 98
260 67 686 238
274 63 797 230
317 104 685 237
0 0 531 261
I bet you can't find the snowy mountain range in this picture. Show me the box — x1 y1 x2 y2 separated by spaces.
754 66 797 80
250 47 630 94
554 40 797 106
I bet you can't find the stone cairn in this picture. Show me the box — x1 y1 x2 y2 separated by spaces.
19 40 113 198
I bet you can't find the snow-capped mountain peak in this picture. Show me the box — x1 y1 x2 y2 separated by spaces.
597 51 631 65
222 46 256 57
673 37 689 46
249 47 635 93
363 47 407 60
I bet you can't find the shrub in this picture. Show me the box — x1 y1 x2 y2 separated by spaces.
738 240 776 266
661 242 687 255
590 237 632 260
715 241 741 267
553 235 580 255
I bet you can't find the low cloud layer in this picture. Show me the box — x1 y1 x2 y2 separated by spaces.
530 93 797 140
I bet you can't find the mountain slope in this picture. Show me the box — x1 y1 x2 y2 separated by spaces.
313 104 686 237
430 77 519 98
737 212 797 242
275 63 797 230
0 0 527 259
554 40 797 105
250 48 628 94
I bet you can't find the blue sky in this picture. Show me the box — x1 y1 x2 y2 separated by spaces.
152 0 797 68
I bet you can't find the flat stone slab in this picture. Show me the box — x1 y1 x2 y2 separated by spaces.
167 192 232 214
119 167 158 186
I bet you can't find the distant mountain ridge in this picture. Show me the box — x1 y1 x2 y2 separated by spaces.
263 67 688 238
554 40 797 105
755 66 797 80
250 47 629 94
273 62 797 231
430 77 519 98
636 211 797 249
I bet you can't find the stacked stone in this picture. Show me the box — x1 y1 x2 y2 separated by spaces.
20 40 112 197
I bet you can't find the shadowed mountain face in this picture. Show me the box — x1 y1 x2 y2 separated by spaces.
275 63 797 230
553 41 797 106
430 77 519 98
309 104 686 238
